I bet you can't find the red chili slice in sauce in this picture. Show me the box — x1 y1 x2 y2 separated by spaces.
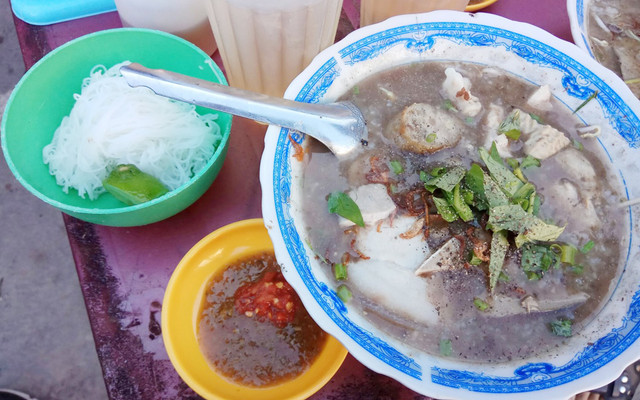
234 270 298 328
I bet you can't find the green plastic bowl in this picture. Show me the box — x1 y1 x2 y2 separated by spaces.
1 28 232 226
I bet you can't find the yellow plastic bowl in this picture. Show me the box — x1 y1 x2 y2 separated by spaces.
161 218 348 400
465 0 499 11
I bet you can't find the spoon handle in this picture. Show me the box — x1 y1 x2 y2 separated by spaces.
120 63 366 157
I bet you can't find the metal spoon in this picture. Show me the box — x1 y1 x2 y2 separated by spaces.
120 63 367 158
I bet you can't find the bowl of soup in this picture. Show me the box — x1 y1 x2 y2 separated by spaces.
260 10 640 400
567 0 640 98
161 218 348 400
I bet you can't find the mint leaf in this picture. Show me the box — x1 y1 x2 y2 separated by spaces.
433 196 459 222
498 109 522 140
423 166 466 192
489 230 509 293
328 191 364 227
479 146 523 197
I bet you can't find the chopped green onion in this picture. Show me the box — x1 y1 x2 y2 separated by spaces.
529 113 544 124
573 90 598 114
333 263 348 281
473 298 490 311
580 240 595 254
426 133 438 143
327 191 364 227
572 139 584 151
430 167 448 177
550 318 573 337
336 284 352 303
352 86 360 95
550 243 578 265
568 264 584 275
506 158 520 170
442 99 458 112
439 339 453 356
390 160 404 174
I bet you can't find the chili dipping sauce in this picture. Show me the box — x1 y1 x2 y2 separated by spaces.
197 252 328 387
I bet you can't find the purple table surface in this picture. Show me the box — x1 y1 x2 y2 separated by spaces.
10 1 573 399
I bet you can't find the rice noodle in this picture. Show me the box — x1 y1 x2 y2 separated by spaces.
43 61 222 200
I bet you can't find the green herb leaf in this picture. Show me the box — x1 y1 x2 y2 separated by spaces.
488 204 565 246
520 155 541 169
439 339 453 356
498 109 522 140
328 191 365 227
452 183 474 222
390 160 404 174
573 90 598 114
521 242 557 278
423 166 466 192
550 318 573 337
433 196 459 222
580 240 595 254
489 230 509 293
474 298 490 311
483 172 509 208
506 158 520 170
469 253 484 265
464 164 488 210
336 284 352 303
333 263 348 281
479 146 523 198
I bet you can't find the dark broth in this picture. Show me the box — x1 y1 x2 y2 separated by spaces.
300 61 626 362
197 252 327 386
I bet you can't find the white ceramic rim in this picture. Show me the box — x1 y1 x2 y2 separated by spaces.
566 0 594 57
261 10 640 400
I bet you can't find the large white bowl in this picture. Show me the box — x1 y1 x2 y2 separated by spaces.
567 0 593 56
260 11 640 400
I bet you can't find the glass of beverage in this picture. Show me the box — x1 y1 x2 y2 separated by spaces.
204 0 344 98
360 0 469 27
114 0 217 55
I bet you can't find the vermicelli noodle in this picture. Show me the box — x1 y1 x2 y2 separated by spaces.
43 61 221 200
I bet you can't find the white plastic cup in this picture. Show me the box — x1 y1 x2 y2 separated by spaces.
114 0 217 55
360 0 470 27
204 0 344 97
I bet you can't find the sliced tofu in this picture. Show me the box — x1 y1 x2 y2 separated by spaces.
553 148 598 195
441 67 482 117
518 111 571 160
348 259 440 326
355 214 430 270
527 84 553 111
415 237 463 277
545 179 600 231
385 103 466 154
338 183 396 228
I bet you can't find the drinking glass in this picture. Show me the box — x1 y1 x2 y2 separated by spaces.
114 0 217 55
204 0 344 97
360 0 469 27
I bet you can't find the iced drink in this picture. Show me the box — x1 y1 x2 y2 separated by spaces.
360 0 469 27
205 0 344 97
115 0 217 55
